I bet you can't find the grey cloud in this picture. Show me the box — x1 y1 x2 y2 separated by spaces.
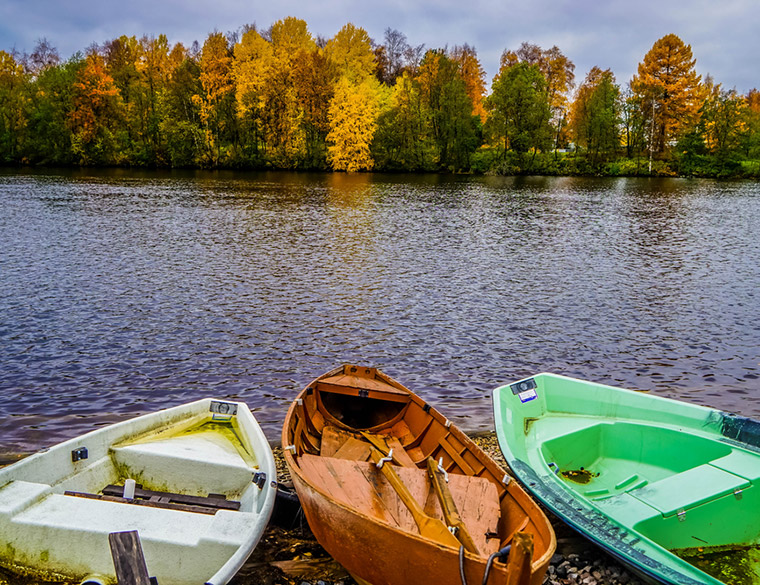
1 0 757 92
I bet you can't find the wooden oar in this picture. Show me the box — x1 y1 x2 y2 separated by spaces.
368 449 460 548
426 457 480 555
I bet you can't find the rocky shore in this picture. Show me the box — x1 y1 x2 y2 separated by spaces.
234 433 643 585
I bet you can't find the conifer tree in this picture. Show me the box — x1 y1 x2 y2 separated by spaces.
631 34 702 154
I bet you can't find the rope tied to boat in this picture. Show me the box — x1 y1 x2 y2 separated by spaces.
481 545 511 585
459 545 467 585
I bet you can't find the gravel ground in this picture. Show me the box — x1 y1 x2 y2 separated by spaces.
236 432 644 585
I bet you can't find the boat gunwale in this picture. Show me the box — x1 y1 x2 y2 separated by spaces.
283 364 557 579
492 372 751 585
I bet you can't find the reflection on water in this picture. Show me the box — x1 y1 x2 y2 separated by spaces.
1 169 759 454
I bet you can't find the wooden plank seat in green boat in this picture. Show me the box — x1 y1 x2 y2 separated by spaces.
493 373 760 585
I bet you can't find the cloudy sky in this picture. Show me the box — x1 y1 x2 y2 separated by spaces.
1 0 757 93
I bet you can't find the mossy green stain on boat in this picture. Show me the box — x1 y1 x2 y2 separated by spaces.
493 373 760 585
673 545 760 585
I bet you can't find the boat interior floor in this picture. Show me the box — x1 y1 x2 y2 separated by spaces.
302 426 501 556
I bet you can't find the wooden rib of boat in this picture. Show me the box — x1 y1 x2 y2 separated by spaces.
282 365 556 585
493 373 760 585
0 398 276 585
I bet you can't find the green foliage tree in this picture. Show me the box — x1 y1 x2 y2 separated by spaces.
417 50 479 170
24 54 82 164
372 72 432 170
486 61 552 163
571 67 620 162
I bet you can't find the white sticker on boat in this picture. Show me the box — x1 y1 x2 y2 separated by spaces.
518 389 538 403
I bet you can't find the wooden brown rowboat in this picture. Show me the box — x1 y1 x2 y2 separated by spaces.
282 365 556 585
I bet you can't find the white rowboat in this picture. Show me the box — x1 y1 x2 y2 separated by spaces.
0 398 276 585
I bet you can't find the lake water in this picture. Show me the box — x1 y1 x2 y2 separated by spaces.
1 169 759 456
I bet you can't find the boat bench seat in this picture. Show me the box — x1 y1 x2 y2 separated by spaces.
0 491 255 579
0 480 52 515
110 434 254 496
710 449 760 483
630 463 749 517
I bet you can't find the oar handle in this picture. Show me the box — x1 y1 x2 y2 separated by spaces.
369 449 428 527
426 457 480 554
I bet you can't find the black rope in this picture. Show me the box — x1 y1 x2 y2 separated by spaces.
459 545 468 585
482 545 512 585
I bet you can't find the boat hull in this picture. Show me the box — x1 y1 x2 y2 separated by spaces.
493 373 760 585
0 398 276 585
284 365 555 585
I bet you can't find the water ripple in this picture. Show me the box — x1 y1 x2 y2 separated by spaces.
1 171 759 454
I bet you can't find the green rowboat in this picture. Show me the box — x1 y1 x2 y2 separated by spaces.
493 373 760 585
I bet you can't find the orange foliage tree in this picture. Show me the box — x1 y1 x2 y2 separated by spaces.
450 44 486 121
68 52 121 163
631 34 702 154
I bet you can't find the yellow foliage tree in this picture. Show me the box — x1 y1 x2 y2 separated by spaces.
631 34 702 153
327 75 385 171
0 50 28 159
324 23 376 82
194 31 234 164
233 28 274 119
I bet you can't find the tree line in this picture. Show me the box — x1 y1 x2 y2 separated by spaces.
1 20 759 177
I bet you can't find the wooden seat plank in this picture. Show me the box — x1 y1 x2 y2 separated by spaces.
65 491 219 515
101 485 241 511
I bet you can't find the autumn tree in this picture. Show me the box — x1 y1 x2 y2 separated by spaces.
68 51 122 164
260 17 316 167
450 44 486 121
570 67 620 161
324 23 375 82
325 23 385 171
233 27 274 161
293 49 333 167
631 34 703 154
326 75 383 171
0 50 28 161
486 61 552 161
194 31 235 165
